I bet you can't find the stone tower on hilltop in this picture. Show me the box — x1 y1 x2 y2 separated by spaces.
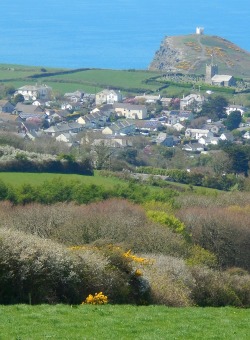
196 27 204 35
206 64 218 84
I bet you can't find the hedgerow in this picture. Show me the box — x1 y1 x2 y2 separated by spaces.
137 166 242 191
0 177 178 205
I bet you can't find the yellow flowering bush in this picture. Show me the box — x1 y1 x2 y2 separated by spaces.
83 292 108 305
134 269 143 277
123 250 152 265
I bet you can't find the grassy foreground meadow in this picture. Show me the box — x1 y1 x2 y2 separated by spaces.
0 305 249 340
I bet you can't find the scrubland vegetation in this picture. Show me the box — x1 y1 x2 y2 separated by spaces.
0 177 250 308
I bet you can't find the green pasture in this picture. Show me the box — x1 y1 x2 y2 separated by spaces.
0 171 222 197
1 63 248 99
42 69 160 89
0 172 124 188
0 65 64 80
0 67 162 95
0 305 249 339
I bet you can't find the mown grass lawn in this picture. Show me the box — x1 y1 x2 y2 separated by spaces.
0 305 249 340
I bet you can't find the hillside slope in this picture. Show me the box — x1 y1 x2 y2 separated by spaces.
149 34 250 78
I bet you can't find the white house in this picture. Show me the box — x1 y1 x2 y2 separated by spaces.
225 105 246 116
134 94 161 103
180 94 205 111
56 132 77 144
198 136 219 146
220 132 234 142
185 128 214 140
243 131 250 140
95 89 122 106
16 84 52 101
182 143 205 152
173 122 185 131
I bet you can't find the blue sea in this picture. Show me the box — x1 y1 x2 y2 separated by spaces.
0 0 249 69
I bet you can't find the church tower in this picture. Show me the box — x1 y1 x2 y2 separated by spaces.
206 64 218 84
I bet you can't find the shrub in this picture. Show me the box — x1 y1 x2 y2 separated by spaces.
83 292 108 305
142 255 193 307
0 227 87 304
177 205 250 270
0 228 151 305
0 200 190 258
146 210 186 235
190 266 250 307
186 245 218 268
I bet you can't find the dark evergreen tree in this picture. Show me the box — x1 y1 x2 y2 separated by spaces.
201 95 228 120
224 110 242 131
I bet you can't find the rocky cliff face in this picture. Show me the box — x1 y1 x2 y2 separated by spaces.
149 34 250 78
149 37 184 72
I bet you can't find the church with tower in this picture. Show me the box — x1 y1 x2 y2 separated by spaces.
205 63 235 87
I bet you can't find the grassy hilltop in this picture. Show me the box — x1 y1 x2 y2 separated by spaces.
149 34 250 79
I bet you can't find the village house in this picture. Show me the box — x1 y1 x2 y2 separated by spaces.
32 99 51 107
102 120 136 136
180 94 205 111
18 120 44 139
61 101 83 111
56 132 78 146
225 105 246 116
185 128 214 140
13 103 46 122
172 122 185 131
155 132 175 147
134 94 161 104
43 122 83 137
160 97 172 107
0 100 15 113
16 84 52 101
134 119 162 133
113 103 147 120
182 143 205 153
243 131 250 140
164 110 193 126
95 89 122 106
77 111 108 128
0 112 21 133
91 135 133 148
198 136 220 146
203 121 225 135
64 90 84 103
220 132 234 142
91 104 114 118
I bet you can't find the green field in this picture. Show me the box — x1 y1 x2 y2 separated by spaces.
0 172 124 188
0 66 161 95
0 305 249 339
1 62 250 101
0 171 221 196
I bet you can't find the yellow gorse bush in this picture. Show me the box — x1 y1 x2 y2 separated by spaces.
83 292 108 305
123 250 152 265
134 269 143 276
